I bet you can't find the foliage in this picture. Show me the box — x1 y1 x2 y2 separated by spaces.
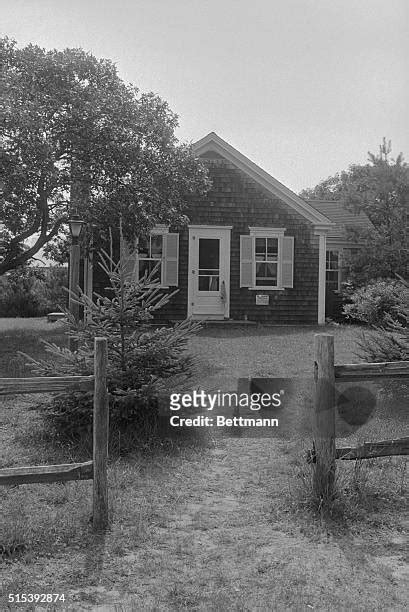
342 227 409 285
356 276 409 363
343 279 409 327
300 139 409 284
0 266 67 317
0 265 67 317
21 247 201 448
0 37 210 273
41 266 69 310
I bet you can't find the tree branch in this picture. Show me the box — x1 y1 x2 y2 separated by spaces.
0 218 65 275
8 175 50 247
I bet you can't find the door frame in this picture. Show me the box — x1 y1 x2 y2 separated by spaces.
187 225 232 319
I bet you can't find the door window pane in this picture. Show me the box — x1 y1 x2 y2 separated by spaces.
198 238 220 291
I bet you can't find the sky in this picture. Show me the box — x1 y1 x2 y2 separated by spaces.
2 0 408 193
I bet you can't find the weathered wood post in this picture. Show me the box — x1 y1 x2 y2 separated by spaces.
93 337 109 531
313 334 336 502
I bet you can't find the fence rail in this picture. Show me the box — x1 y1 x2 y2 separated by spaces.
310 334 409 497
0 461 93 485
307 437 409 464
334 361 409 381
0 375 94 396
0 338 109 532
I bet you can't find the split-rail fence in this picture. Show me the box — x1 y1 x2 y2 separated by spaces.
0 337 109 531
310 333 409 495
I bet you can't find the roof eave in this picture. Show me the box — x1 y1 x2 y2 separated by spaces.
193 133 334 228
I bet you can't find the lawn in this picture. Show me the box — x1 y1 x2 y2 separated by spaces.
0 319 408 611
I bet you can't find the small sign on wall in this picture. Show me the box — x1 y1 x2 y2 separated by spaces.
256 294 269 306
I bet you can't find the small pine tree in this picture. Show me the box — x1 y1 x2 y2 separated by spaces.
21 244 202 448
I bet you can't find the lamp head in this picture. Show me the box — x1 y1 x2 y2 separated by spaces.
68 211 84 238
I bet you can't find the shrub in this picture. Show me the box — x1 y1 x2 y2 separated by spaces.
41 267 68 311
21 246 201 451
343 279 409 326
0 266 68 317
357 276 409 363
0 267 49 317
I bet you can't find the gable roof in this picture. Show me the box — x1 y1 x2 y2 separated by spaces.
306 199 374 240
192 132 333 229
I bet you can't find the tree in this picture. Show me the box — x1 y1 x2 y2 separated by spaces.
0 38 210 274
300 139 409 282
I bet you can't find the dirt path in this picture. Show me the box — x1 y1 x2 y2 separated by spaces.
3 436 406 611
84 439 408 611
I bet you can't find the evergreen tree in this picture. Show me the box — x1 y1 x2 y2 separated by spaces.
300 139 409 283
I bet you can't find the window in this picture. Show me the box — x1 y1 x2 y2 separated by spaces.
240 228 294 290
123 226 179 287
198 238 220 291
326 250 340 292
138 234 163 283
255 237 279 287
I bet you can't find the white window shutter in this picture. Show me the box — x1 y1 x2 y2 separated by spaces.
240 235 254 287
163 233 179 286
121 238 138 281
281 236 294 288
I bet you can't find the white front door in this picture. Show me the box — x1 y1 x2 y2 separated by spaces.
188 226 231 319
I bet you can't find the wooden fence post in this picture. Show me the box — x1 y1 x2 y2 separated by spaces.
93 337 109 531
313 334 336 500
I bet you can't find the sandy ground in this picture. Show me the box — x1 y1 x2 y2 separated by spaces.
1 322 408 610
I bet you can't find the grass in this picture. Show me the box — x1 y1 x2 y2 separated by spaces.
0 318 66 378
0 318 408 611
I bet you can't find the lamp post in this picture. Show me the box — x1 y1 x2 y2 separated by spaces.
68 210 84 351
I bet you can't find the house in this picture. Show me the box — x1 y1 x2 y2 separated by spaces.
306 199 373 318
90 132 369 324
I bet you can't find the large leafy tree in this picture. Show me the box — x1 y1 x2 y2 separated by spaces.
300 139 409 283
0 38 210 273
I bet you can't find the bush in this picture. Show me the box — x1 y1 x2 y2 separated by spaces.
0 266 68 317
41 267 68 311
342 279 409 326
21 247 201 451
0 267 48 317
356 276 409 363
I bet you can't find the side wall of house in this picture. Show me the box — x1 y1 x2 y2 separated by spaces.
155 153 319 324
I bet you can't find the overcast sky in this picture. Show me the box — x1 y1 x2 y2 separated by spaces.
2 0 408 193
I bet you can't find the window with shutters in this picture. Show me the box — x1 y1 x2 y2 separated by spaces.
240 228 294 290
138 234 163 283
123 226 179 287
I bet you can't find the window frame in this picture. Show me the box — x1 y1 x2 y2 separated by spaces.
248 227 286 290
325 248 341 293
136 225 169 287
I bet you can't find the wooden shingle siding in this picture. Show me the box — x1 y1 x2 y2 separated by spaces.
155 154 319 324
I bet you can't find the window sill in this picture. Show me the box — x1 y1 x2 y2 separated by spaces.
248 286 284 291
139 284 170 289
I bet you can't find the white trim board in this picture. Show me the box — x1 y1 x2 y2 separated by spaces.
193 132 334 229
